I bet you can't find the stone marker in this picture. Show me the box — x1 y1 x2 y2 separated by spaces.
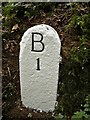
19 24 61 112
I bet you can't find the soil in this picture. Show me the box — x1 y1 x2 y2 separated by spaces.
2 3 86 120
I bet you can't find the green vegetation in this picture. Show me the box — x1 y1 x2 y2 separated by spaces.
2 2 58 32
55 3 90 120
2 2 90 120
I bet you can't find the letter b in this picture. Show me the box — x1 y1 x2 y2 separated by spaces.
31 32 45 52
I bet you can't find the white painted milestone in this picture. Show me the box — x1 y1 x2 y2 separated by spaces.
19 24 61 112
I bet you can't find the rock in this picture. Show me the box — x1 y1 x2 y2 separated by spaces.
19 24 61 112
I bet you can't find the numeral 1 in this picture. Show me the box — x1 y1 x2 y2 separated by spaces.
36 58 40 70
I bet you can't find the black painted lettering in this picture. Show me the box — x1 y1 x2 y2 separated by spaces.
36 58 40 70
31 32 44 52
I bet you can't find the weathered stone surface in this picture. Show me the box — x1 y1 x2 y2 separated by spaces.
19 24 61 112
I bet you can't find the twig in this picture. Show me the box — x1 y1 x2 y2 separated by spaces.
7 67 11 77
